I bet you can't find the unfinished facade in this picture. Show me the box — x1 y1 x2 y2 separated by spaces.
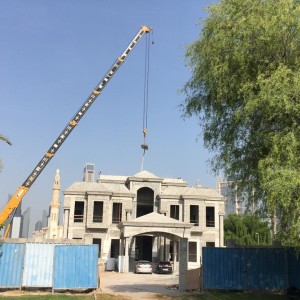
62 167 225 271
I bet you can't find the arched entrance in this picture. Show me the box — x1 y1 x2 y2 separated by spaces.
117 212 193 272
136 187 154 261
136 187 154 217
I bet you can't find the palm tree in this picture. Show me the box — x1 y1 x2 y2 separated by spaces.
0 134 12 173
0 135 12 145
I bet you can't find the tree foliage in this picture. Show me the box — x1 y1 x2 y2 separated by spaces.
183 0 300 244
224 214 271 246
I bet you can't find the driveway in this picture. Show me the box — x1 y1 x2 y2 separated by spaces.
98 270 183 299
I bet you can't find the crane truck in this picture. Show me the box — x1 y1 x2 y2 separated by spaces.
0 25 152 238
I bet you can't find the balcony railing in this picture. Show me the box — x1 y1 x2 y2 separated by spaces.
206 220 215 227
74 214 84 223
112 217 121 224
190 219 199 226
93 215 103 223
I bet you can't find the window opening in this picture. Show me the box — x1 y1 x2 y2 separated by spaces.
188 241 197 262
170 205 179 220
93 238 102 258
112 203 122 224
110 239 119 258
206 206 215 227
190 205 199 226
74 201 84 223
93 201 103 222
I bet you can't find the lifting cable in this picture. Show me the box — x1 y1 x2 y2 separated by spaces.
141 30 153 171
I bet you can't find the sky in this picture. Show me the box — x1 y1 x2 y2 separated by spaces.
0 0 218 234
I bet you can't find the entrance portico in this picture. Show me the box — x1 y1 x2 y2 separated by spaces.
117 212 193 272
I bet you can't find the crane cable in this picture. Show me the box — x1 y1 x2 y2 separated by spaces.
141 30 153 171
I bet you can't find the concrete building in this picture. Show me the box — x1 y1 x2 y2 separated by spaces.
20 207 31 238
4 201 31 239
62 168 225 271
217 178 247 216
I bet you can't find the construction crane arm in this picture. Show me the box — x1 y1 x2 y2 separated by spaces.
0 25 152 236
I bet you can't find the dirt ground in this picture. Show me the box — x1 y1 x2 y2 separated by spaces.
97 270 187 299
0 270 192 299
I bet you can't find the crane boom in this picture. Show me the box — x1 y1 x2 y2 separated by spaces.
0 25 152 237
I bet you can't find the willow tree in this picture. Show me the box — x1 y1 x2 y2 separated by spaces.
224 214 271 246
183 0 300 244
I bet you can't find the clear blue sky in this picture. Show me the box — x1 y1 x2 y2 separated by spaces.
0 0 218 233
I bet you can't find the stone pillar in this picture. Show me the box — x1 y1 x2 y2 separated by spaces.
219 213 225 247
119 238 125 273
124 237 132 272
63 209 69 239
179 238 188 292
173 239 177 272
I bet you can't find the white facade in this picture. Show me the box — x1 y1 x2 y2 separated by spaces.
63 170 225 271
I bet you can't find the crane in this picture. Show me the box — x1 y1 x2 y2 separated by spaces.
0 25 152 238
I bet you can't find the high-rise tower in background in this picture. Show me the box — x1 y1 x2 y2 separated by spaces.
83 163 95 182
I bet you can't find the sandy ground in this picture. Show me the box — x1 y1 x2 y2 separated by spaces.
0 271 193 299
97 270 186 299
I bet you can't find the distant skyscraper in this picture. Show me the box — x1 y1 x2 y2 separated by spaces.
20 207 31 238
83 163 95 182
217 178 247 216
35 220 42 231
10 216 21 238
4 196 30 238
10 199 22 238
41 209 49 228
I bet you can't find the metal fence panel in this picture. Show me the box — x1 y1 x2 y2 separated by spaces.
53 245 98 290
22 243 55 287
0 243 25 288
203 247 289 291
203 248 244 290
244 248 287 290
288 248 300 289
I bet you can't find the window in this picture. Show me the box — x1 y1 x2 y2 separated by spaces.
170 241 179 262
170 205 179 220
206 242 215 248
190 205 199 226
93 201 103 222
206 206 215 227
93 238 102 258
110 239 119 258
112 203 122 224
188 241 197 262
74 201 84 223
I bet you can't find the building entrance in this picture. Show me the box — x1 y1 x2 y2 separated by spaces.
135 236 152 261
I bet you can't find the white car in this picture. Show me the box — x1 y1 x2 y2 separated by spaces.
135 260 152 274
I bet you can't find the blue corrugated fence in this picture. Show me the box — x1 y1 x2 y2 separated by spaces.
203 247 300 291
0 243 25 288
0 243 98 290
53 245 98 289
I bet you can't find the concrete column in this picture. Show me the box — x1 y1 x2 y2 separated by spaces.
119 238 125 273
124 238 129 272
179 238 188 292
219 214 224 247
124 237 132 272
173 239 177 272
63 209 69 239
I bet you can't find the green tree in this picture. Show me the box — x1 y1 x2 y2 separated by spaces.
182 0 300 245
224 214 271 246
